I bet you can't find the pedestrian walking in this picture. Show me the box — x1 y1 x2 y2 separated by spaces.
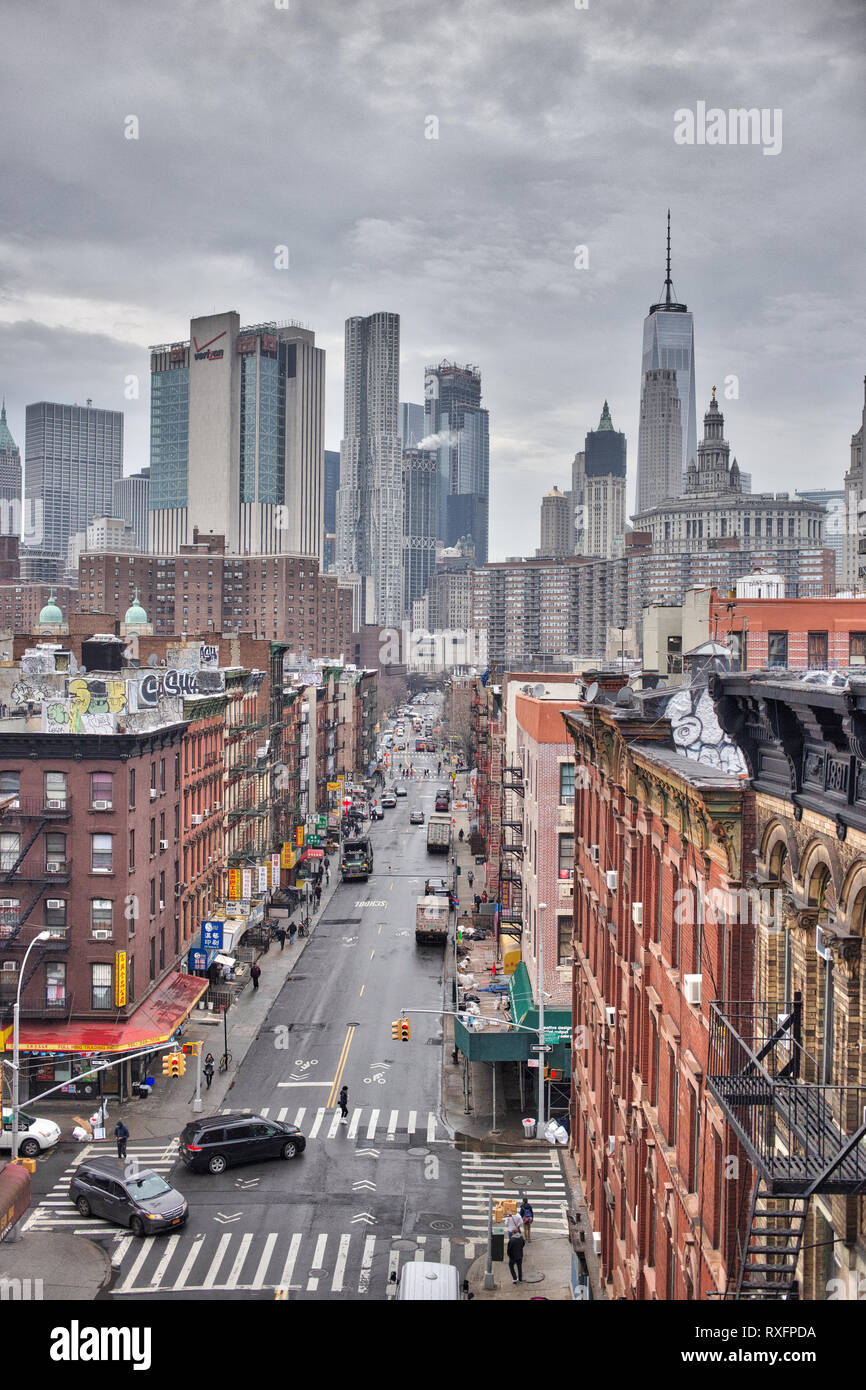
504 1209 524 1240
338 1085 349 1122
474 893 481 911
519 1198 534 1242
324 864 330 887
204 1053 215 1089
481 890 488 903
276 927 286 950
250 962 262 990
289 922 297 946
467 870 474 888
114 1120 129 1160
507 1231 526 1284
314 879 322 909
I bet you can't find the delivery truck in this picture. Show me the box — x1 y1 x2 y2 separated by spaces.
415 894 450 947
426 813 452 854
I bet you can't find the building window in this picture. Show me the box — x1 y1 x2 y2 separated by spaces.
128 829 135 872
91 962 112 1009
91 899 113 935
767 631 788 667
668 1045 679 1146
46 960 66 1007
0 831 20 873
654 851 662 944
558 834 574 879
45 899 67 930
46 833 67 872
689 1089 700 1192
728 630 746 671
128 768 136 808
807 631 828 669
150 879 156 917
671 867 680 969
850 633 866 667
44 771 67 809
0 771 20 806
160 758 166 793
149 936 155 981
90 772 113 808
557 913 573 965
559 763 575 805
150 819 156 856
91 833 112 873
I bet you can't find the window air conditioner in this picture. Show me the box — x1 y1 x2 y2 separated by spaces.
605 1005 616 1028
632 902 643 925
191 814 202 825
92 929 112 940
46 799 65 810
0 899 17 909
816 924 832 961
1 962 17 972
159 839 168 850
159 900 166 910
46 861 64 873
606 870 618 892
92 800 112 811
46 899 64 910
150 789 158 800
683 974 702 1006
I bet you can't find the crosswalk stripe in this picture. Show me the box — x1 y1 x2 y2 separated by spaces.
308 1107 326 1139
387 1110 398 1139
118 1239 152 1293
112 1236 134 1267
326 1109 342 1139
203 1233 232 1289
277 1108 289 1122
407 1110 417 1135
440 1238 451 1265
427 1113 437 1142
366 1109 379 1139
251 1232 278 1289
174 1234 206 1289
150 1234 182 1287
359 1234 376 1294
347 1107 362 1138
260 1107 270 1119
307 1234 327 1291
226 1232 253 1288
293 1107 306 1127
278 1232 302 1291
332 1234 351 1292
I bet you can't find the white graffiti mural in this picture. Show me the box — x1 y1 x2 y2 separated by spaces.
663 686 748 776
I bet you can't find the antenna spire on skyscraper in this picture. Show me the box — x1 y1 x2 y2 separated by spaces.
665 209 672 307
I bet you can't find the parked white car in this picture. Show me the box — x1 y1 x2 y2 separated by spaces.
0 1108 62 1158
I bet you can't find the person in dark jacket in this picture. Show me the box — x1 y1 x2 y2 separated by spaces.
276 927 286 950
338 1085 349 1122
519 1198 534 1242
507 1231 525 1283
204 1053 215 1089
114 1120 129 1160
250 962 262 990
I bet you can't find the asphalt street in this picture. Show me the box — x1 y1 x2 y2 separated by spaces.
25 742 479 1301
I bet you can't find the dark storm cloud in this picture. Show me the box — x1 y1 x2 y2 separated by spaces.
1 0 863 555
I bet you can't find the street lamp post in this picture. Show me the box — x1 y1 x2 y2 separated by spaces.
537 904 546 1136
11 931 52 1163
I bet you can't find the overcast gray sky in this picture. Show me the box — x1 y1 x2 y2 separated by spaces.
2 0 864 559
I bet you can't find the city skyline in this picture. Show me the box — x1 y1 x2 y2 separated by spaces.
0 0 863 562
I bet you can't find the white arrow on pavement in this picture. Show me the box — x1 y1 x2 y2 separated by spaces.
214 1212 243 1224
356 1148 380 1159
352 1179 377 1191
234 1177 260 1188
351 1212 378 1225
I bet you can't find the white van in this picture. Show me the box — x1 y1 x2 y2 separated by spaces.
396 1262 464 1301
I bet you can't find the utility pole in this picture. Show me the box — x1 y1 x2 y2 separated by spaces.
537 903 546 1135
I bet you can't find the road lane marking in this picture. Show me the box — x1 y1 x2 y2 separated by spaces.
277 1232 302 1292
386 1247 400 1297
427 1113 437 1142
203 1233 232 1289
277 1107 289 1121
118 1239 152 1293
407 1110 417 1135
359 1235 376 1294
293 1107 306 1127
377 924 382 935
327 1024 356 1108
308 1107 326 1138
370 949 375 959
251 1232 278 1288
225 1232 253 1288
366 1109 379 1139
174 1234 206 1289
347 1108 362 1137
332 1234 351 1292
111 1236 134 1267
387 1110 398 1140
276 1080 332 1087
326 1109 343 1139
359 984 365 997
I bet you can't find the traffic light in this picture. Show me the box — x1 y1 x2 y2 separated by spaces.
400 1018 411 1042
164 1051 186 1077
162 1053 173 1076
544 1067 561 1082
391 1019 401 1040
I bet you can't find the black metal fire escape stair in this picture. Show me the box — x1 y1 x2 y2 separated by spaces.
736 1181 809 1299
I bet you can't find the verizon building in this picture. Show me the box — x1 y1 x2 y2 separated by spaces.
148 311 325 559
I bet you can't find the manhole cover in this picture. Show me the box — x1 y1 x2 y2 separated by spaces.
430 1219 454 1232
391 1239 418 1252
407 1146 430 1157
507 1173 543 1189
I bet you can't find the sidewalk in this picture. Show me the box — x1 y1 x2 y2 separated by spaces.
0 1231 111 1300
31 862 345 1146
466 1231 573 1299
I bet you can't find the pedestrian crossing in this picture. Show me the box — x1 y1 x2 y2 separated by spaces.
218 1105 448 1143
460 1150 570 1235
104 1230 475 1297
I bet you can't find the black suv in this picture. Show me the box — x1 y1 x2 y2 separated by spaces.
69 1157 188 1236
179 1112 306 1174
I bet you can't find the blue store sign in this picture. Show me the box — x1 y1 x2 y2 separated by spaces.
202 921 224 950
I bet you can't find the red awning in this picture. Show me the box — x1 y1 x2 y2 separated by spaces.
16 972 209 1054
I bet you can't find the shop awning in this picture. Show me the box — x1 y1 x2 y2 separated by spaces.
213 954 236 968
16 972 209 1054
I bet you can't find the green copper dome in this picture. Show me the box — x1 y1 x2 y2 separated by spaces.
38 588 63 625
124 587 149 626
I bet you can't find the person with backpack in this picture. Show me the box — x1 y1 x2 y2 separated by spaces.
519 1197 534 1242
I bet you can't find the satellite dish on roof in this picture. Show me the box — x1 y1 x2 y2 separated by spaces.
147 653 158 667
532 684 545 698
585 682 599 704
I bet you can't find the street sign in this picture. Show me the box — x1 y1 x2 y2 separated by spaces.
529 1043 553 1053
527 1059 540 1069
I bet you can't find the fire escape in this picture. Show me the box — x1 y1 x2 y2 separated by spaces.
707 993 866 1299
0 797 72 1020
498 759 524 937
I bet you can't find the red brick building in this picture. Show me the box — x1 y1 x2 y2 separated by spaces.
563 693 754 1299
710 593 866 671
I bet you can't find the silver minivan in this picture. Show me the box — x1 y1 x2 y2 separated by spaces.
397 1262 464 1301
